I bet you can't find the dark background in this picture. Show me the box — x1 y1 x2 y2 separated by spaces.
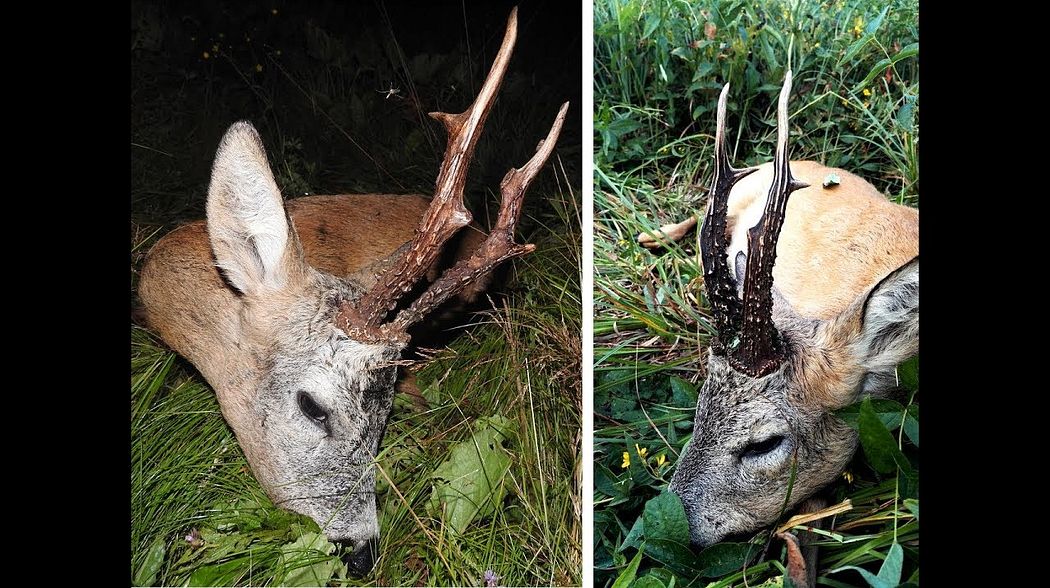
131 0 581 237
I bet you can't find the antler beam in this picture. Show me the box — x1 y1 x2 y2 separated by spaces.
336 7 566 346
337 8 521 343
730 70 809 377
699 83 757 354
392 102 569 331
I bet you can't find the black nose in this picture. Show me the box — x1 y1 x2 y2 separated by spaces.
338 537 377 576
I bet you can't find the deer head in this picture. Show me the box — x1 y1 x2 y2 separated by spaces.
667 73 918 547
199 8 567 570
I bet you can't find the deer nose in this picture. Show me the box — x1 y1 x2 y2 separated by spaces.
338 537 377 576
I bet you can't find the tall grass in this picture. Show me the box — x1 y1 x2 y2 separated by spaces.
131 1 580 585
593 0 919 586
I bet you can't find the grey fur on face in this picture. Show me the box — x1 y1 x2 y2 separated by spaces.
240 270 400 545
668 351 857 547
668 259 917 547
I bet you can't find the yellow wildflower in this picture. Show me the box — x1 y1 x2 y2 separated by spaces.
635 444 648 458
814 42 820 48
656 454 667 467
842 470 854 484
863 101 870 109
255 64 263 73
862 88 872 97
621 451 631 469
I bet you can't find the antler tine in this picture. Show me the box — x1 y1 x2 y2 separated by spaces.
699 83 758 354
338 8 520 344
732 70 809 376
391 101 569 332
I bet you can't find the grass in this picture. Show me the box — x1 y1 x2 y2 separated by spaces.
131 1 580 585
592 0 919 586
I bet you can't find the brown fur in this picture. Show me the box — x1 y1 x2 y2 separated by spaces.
727 160 918 320
138 193 487 387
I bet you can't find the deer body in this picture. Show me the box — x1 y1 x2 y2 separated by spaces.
135 8 568 574
666 76 918 550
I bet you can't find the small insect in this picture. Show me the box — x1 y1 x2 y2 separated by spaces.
377 85 402 100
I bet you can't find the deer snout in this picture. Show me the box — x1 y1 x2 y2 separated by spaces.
338 536 378 576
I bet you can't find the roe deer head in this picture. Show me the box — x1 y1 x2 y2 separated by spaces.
137 8 567 572
666 72 918 547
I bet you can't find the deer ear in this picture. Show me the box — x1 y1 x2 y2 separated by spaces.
855 256 919 373
206 121 305 296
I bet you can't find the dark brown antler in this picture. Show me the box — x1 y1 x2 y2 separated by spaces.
336 7 566 345
699 83 757 354
730 71 809 377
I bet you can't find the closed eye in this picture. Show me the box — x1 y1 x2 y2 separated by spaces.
297 391 331 434
740 435 785 460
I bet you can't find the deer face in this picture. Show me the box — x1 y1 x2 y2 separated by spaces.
668 75 918 547
203 122 405 561
241 276 400 550
668 352 857 546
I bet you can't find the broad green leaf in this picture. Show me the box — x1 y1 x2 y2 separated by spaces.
596 462 632 503
858 397 907 474
669 377 698 408
899 467 920 500
904 498 919 520
642 15 661 40
896 356 919 391
133 536 166 587
619 516 645 552
877 542 904 585
695 542 758 577
831 565 888 588
646 538 700 575
428 415 515 534
836 398 904 431
830 543 904 588
612 548 645 588
632 574 668 588
278 532 345 587
643 492 690 542
904 405 919 447
187 560 245 587
855 43 919 92
670 47 692 60
645 568 677 587
897 97 916 131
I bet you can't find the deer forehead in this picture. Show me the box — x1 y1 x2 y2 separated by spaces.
270 329 398 389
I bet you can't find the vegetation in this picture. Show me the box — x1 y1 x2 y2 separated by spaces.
131 2 580 585
593 0 919 586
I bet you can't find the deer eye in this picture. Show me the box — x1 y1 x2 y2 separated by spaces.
297 391 329 425
741 435 785 460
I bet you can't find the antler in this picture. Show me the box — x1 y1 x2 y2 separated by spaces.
336 7 566 345
699 83 757 354
730 71 809 377
392 102 569 331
